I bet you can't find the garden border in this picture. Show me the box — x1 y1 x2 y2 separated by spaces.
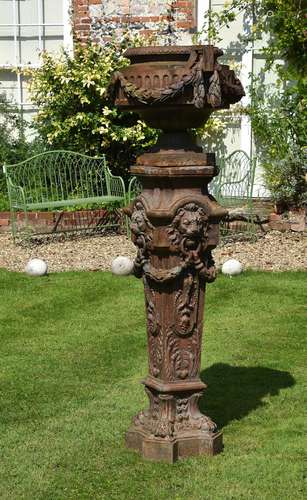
0 208 122 234
0 208 305 235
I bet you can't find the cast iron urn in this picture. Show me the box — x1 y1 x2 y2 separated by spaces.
113 45 244 462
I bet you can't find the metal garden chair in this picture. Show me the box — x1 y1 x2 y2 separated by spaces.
3 150 126 240
210 150 255 237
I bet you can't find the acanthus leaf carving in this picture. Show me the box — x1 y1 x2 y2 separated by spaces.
174 393 217 434
174 272 198 337
165 327 199 381
134 388 174 439
132 388 217 439
144 277 163 378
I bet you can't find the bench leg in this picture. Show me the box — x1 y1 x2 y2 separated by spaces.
10 208 17 243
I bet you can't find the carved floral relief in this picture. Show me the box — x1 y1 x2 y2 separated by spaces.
133 387 217 439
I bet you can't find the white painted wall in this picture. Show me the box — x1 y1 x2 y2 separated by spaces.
197 0 271 197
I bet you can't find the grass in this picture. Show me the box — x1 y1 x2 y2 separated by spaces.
0 269 306 500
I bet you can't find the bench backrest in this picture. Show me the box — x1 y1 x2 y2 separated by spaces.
4 150 110 204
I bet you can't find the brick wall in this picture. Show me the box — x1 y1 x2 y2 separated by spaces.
0 209 117 234
1 210 305 234
72 0 197 45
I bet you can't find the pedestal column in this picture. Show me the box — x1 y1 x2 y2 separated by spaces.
124 140 227 462
113 43 245 462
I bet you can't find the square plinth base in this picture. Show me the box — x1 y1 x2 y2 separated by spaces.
126 429 223 463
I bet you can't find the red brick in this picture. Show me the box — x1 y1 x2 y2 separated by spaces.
134 16 162 23
28 213 38 220
76 6 88 13
268 214 290 231
74 24 91 30
139 29 156 37
174 1 194 7
40 213 54 221
176 21 192 29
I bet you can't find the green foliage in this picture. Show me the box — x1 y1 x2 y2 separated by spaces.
25 36 158 181
0 93 26 165
249 83 306 206
0 93 29 210
0 193 9 211
196 0 306 207
0 92 50 210
0 269 305 498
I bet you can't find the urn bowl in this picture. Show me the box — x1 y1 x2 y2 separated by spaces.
113 45 245 131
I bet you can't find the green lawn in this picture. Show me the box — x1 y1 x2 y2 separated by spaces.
0 269 305 500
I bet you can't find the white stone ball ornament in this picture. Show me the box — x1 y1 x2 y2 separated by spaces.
222 259 243 276
111 256 134 276
25 258 48 276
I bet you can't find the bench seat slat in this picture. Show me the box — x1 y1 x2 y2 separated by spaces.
13 196 123 210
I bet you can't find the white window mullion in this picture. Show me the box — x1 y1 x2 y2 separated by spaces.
12 0 18 66
12 0 22 113
17 72 23 110
37 0 43 53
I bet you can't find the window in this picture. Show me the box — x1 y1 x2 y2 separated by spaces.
0 0 71 121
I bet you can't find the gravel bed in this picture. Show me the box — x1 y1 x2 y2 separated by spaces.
213 231 306 272
0 231 305 273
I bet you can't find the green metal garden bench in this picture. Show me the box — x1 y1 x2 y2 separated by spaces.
3 150 126 240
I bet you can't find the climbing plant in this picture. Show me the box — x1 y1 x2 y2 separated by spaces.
196 0 306 207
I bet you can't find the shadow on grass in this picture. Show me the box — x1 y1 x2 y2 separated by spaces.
200 363 295 428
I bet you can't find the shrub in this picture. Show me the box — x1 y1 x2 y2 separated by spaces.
249 84 306 207
0 93 26 163
0 92 30 210
25 35 158 182
0 91 52 210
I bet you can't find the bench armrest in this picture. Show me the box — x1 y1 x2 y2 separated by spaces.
4 172 27 209
106 167 126 198
127 176 142 204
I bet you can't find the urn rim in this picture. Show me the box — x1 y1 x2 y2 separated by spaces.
124 44 224 59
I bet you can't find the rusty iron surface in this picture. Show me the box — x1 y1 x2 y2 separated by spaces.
113 45 245 462
113 44 244 130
